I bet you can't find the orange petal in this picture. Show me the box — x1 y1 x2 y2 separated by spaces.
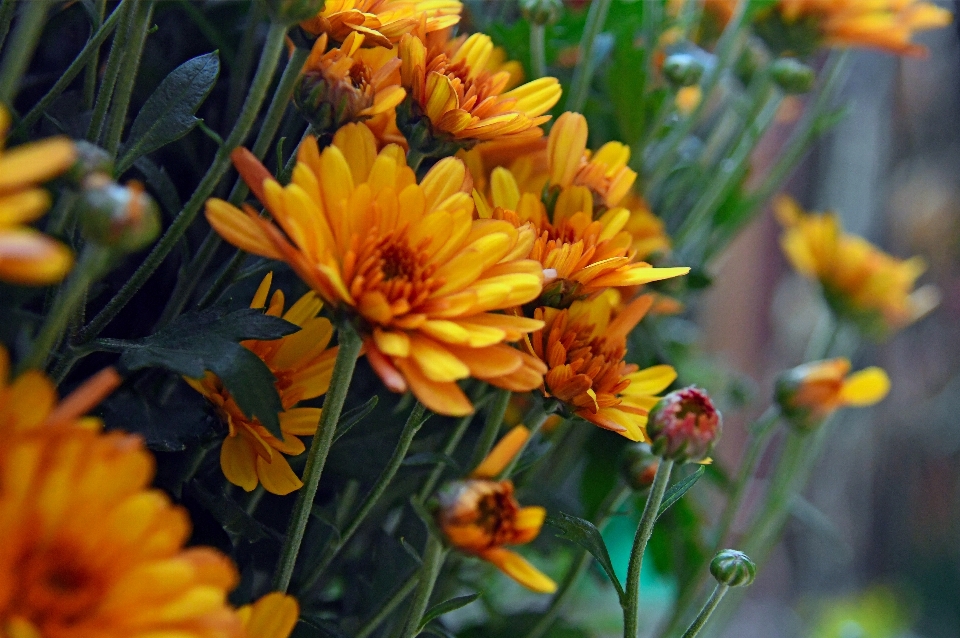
480 547 557 593
472 425 529 479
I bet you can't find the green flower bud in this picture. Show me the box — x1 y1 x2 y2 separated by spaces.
79 176 160 252
65 141 113 186
620 442 660 491
520 0 563 26
770 57 816 94
710 549 756 587
260 0 325 25
647 386 721 463
662 53 704 88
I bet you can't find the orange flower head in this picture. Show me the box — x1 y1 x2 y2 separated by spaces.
434 426 556 593
527 294 678 441
185 272 338 495
398 32 562 152
0 107 76 285
294 32 406 139
238 592 299 638
205 123 548 417
776 195 939 336
299 0 463 48
0 349 242 638
775 358 890 430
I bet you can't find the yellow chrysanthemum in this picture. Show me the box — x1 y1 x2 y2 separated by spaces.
0 108 76 285
776 195 939 334
435 426 556 593
526 294 677 441
238 592 299 638
205 123 547 416
185 273 337 496
300 0 462 49
399 32 562 148
0 349 243 638
776 358 890 429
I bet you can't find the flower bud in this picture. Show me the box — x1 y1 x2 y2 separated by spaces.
620 442 660 491
259 0 324 25
647 386 721 463
774 358 889 431
65 141 113 186
770 57 816 94
79 176 160 252
710 549 756 587
662 53 704 87
520 0 563 26
294 67 374 137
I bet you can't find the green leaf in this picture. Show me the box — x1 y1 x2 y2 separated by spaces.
133 156 183 217
547 512 624 599
333 395 379 442
118 51 220 173
418 593 480 630
189 481 281 544
421 624 458 638
657 466 705 520
117 307 298 439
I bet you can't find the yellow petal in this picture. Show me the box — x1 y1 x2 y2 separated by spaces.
472 425 529 479
0 228 73 285
839 367 890 407
256 453 304 496
623 365 677 396
0 137 76 193
241 592 300 638
220 435 259 492
480 547 557 593
279 407 322 436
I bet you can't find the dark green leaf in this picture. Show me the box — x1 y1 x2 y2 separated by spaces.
118 51 220 172
133 156 183 217
189 481 281 544
399 537 423 565
310 507 341 545
333 395 379 442
547 512 624 599
292 618 348 638
657 466 705 520
418 593 480 630
117 307 298 438
421 624 458 638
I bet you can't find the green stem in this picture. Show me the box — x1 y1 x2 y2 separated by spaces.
498 398 557 479
245 485 266 516
623 458 675 638
298 402 427 594
272 324 363 592
86 0 132 143
419 406 481 502
468 387 511 470
82 0 107 110
530 23 546 79
77 20 288 345
406 147 428 174
0 0 16 55
355 578 419 638
0 0 54 104
399 535 447 638
681 584 730 638
17 245 112 374
102 0 154 157
565 0 612 113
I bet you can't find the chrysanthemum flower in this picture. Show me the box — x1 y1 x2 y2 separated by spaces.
0 108 76 285
776 196 939 335
294 32 406 139
238 592 299 638
185 273 337 495
205 123 547 416
398 32 562 151
775 358 890 430
526 294 677 441
434 425 556 593
300 0 462 49
0 349 243 638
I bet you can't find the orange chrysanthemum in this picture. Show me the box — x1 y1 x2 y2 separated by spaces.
776 358 890 429
435 426 556 593
527 294 677 441
0 349 243 638
0 108 76 285
186 273 337 495
300 0 462 48
205 123 547 416
399 32 562 148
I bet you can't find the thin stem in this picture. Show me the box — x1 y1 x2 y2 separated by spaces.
623 458 675 638
0 0 16 55
298 402 427 594
102 1 154 157
355 578 419 638
530 23 546 79
468 387 511 470
418 408 478 502
272 325 363 592
681 584 730 638
565 0 612 113
86 0 132 143
82 0 107 110
498 399 556 479
245 485 266 516
0 0 54 104
399 535 446 638
77 20 288 345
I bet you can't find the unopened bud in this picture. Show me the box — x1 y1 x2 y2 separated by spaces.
663 53 704 87
259 0 324 25
710 549 756 587
66 141 113 186
647 386 721 463
770 57 815 94
520 0 563 26
295 68 374 136
79 176 160 252
620 442 660 491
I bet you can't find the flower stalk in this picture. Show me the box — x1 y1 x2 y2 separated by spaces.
0 0 55 104
681 584 730 638
102 0 155 156
399 535 447 638
565 0 612 113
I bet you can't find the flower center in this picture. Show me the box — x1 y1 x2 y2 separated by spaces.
15 545 105 627
349 60 371 90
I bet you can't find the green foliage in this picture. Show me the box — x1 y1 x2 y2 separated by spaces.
419 593 480 630
657 465 706 520
547 512 625 599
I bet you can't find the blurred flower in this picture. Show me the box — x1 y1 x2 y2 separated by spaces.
0 107 76 285
809 586 910 638
78 176 160 252
299 0 462 48
527 294 677 441
434 426 556 593
775 358 890 430
238 592 299 638
185 273 337 495
647 386 721 463
776 195 939 336
205 124 546 416
0 349 242 638
398 32 561 151
294 32 406 139
675 85 702 115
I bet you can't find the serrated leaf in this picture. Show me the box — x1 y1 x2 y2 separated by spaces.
656 466 705 520
547 512 624 599
117 307 298 439
333 395 379 442
419 593 480 630
118 51 220 172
